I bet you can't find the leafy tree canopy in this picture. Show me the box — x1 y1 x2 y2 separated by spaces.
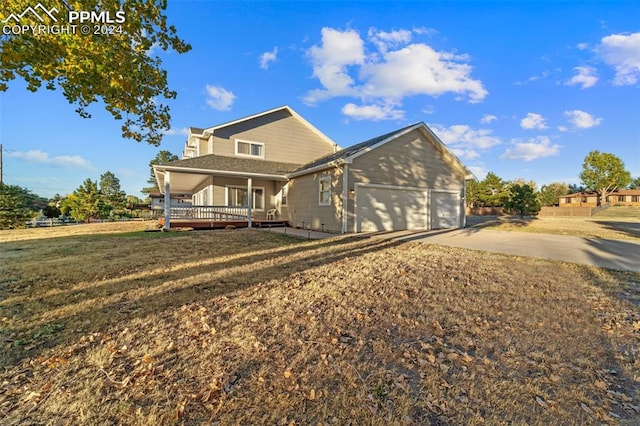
61 178 103 222
0 183 44 229
504 184 541 218
1 0 191 146
579 150 632 205
99 171 126 210
629 176 640 190
538 182 570 206
143 150 179 193
465 172 510 207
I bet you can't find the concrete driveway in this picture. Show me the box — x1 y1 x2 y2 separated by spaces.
366 228 640 272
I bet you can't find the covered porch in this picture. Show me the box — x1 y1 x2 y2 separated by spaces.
153 155 300 230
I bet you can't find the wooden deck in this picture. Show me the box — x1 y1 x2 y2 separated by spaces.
160 219 289 230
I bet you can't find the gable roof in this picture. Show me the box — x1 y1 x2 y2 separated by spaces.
197 105 338 149
155 154 302 178
289 122 475 179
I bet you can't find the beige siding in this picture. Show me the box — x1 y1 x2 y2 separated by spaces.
199 177 280 220
287 168 343 232
211 110 335 163
347 129 465 232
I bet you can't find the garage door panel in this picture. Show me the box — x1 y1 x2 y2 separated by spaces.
358 186 427 232
431 192 460 229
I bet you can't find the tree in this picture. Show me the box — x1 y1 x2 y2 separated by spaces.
1 1 191 146
99 171 126 212
62 178 103 222
465 179 480 207
629 177 640 189
143 150 179 193
43 205 62 219
538 182 570 206
475 172 509 207
0 183 40 229
568 183 586 194
504 184 541 218
579 150 632 205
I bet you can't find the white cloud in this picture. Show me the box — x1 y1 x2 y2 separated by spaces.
566 66 598 89
500 136 561 161
342 102 404 121
431 124 501 160
304 27 365 104
163 127 189 136
576 42 589 50
368 28 413 53
564 110 603 129
468 165 487 180
260 47 278 70
304 27 487 116
480 114 497 124
7 150 94 170
598 32 640 85
205 85 235 111
520 113 548 130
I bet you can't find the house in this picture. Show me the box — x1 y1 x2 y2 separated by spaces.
153 106 474 233
558 190 640 207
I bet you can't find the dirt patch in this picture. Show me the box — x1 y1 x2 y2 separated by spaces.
1 226 638 424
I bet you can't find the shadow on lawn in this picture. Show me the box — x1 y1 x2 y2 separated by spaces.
592 220 640 240
573 261 640 417
0 231 402 368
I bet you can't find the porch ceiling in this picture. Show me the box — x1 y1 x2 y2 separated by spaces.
156 171 212 194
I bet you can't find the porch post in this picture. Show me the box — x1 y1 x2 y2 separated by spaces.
163 171 171 231
247 177 252 228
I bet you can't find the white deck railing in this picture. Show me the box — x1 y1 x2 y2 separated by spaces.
170 205 250 221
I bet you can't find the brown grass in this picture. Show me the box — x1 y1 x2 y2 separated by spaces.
1 225 639 424
472 215 640 240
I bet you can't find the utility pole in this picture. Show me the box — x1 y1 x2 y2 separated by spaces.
0 143 3 184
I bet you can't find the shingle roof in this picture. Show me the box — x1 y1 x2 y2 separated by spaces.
159 154 302 176
292 123 420 173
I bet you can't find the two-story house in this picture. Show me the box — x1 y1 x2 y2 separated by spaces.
153 106 474 233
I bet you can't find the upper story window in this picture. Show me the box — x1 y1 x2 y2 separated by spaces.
235 139 265 159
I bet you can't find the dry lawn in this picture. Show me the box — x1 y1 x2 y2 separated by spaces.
1 224 639 425
471 214 640 241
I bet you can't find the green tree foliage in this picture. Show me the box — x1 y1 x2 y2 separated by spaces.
465 172 510 207
579 150 632 205
1 0 191 146
629 177 640 189
568 183 586 194
143 150 179 193
99 171 127 212
61 178 103 222
504 184 541 218
538 182 570 206
0 183 42 229
42 205 62 219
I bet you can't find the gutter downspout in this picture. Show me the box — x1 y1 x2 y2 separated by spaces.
163 171 171 231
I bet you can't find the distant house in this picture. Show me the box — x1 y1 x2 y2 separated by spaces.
558 189 640 207
152 106 474 232
149 192 192 218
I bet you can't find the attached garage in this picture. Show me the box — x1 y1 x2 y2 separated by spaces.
430 190 461 229
356 184 428 232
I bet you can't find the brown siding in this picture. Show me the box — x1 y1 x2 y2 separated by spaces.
287 168 343 232
346 129 465 232
211 111 336 164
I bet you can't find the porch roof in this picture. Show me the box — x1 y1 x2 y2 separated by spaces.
153 154 302 194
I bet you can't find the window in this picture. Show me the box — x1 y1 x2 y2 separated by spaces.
235 140 264 158
632 195 639 203
279 184 288 207
618 195 625 202
227 186 264 210
319 177 331 206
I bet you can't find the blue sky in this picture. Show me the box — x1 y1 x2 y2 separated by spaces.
1 1 639 198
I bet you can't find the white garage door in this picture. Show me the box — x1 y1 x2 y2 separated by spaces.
357 185 427 232
431 191 461 229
